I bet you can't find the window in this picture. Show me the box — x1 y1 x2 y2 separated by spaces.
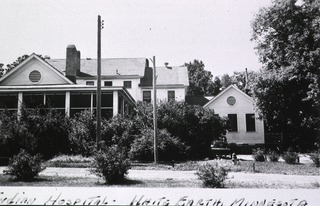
168 91 175 101
86 81 94 85
227 96 236 106
246 114 256 132
104 81 112 86
29 70 41 83
228 114 238 132
143 91 151 103
124 81 132 88
0 94 18 111
23 93 44 108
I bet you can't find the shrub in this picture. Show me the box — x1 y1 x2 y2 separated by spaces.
24 108 71 159
101 115 138 154
229 143 255 154
129 128 187 161
0 107 70 159
309 150 320 167
156 101 228 159
196 163 228 188
228 143 238 153
4 149 46 181
90 145 131 184
211 139 228 148
282 148 299 164
266 150 280 162
252 148 266 162
69 110 96 156
0 111 27 157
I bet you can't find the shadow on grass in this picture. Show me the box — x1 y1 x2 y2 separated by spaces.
95 178 143 186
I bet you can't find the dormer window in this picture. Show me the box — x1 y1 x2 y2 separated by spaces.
29 70 42 83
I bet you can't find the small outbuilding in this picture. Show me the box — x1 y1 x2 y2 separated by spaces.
204 85 264 145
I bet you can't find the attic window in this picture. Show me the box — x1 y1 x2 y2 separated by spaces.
227 96 236 106
29 70 42 83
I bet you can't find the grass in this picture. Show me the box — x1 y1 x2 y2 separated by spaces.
45 155 93 168
1 155 319 188
133 159 320 176
45 155 320 175
0 174 201 188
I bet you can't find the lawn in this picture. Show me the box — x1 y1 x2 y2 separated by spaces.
0 155 319 188
132 159 320 176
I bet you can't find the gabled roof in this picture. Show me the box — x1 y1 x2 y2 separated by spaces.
185 96 210 106
0 54 74 85
203 84 254 108
46 58 147 77
156 66 189 86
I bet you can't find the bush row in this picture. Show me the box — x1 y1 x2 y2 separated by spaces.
0 101 228 161
252 148 320 167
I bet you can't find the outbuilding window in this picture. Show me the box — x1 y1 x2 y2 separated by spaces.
227 96 236 106
228 114 238 132
246 113 256 132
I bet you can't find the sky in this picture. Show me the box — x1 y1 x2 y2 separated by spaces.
0 0 272 77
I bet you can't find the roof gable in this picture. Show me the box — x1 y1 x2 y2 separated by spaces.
203 85 254 108
0 54 74 86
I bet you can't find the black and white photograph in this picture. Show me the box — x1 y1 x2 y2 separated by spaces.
0 0 319 205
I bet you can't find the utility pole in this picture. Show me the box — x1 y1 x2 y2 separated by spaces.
151 56 158 164
96 15 104 150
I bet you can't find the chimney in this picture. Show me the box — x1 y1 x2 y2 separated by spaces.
76 50 80 75
66 45 80 83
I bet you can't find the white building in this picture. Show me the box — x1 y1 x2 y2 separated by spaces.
0 45 189 117
46 45 189 103
204 85 265 145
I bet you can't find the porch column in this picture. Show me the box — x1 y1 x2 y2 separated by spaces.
65 91 70 117
113 91 118 116
90 92 94 115
121 96 125 116
17 92 23 119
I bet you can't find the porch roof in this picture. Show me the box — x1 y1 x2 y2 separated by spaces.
0 85 136 105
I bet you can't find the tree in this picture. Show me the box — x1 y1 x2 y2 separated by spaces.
184 60 215 96
6 54 30 71
251 0 320 150
0 54 44 78
216 70 259 96
132 101 228 159
220 74 232 90
157 101 228 159
0 63 6 77
212 76 222 96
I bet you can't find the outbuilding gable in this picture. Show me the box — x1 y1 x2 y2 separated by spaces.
204 85 264 145
204 85 254 109
0 54 74 86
